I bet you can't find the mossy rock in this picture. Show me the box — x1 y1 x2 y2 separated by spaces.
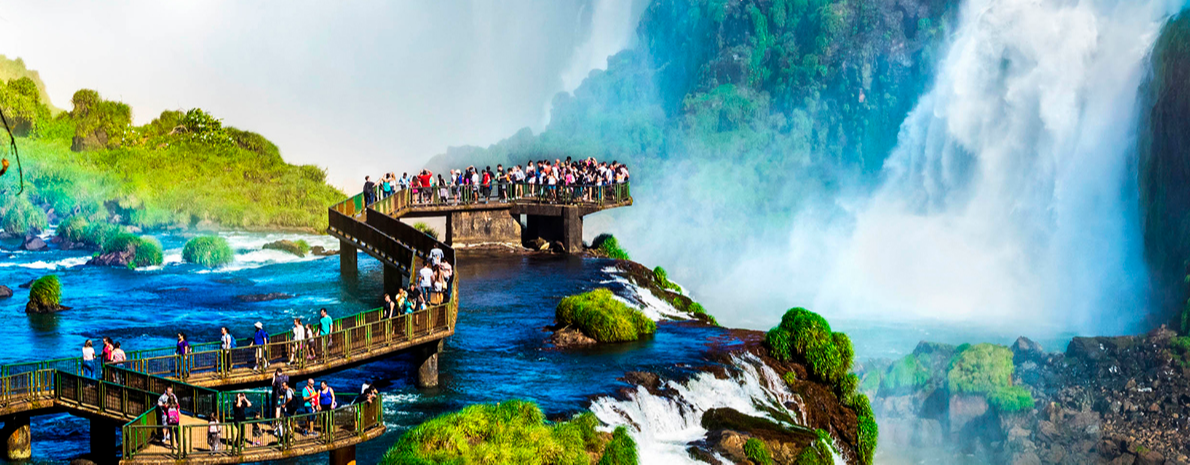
592 234 630 260
556 288 656 343
947 343 1013 394
987 385 1035 413
26 275 66 313
881 354 931 395
182 236 234 267
380 400 619 465
99 233 162 267
764 307 852 385
744 437 773 465
262 239 310 257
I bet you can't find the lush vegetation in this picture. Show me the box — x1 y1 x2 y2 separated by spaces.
29 275 61 307
412 222 439 240
591 234 630 260
556 289 656 343
101 232 163 268
743 437 773 465
763 307 875 465
0 58 344 234
795 430 834 465
986 385 1035 413
881 353 931 393
263 239 310 257
380 400 629 465
182 236 235 267
946 343 1013 394
56 216 124 248
782 371 797 385
651 266 682 292
596 427 638 465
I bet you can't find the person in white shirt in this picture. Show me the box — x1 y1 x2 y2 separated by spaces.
429 244 444 266
81 340 97 378
290 318 306 364
418 262 434 303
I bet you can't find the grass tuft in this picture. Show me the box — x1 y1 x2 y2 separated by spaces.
592 234 630 260
986 385 1034 413
556 288 656 343
947 343 1013 394
29 275 61 307
597 426 638 465
743 437 773 465
412 222 439 240
182 236 234 267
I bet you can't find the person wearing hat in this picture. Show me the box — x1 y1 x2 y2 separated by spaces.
252 322 270 372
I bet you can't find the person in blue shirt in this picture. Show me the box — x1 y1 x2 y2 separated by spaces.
252 322 269 372
319 309 333 353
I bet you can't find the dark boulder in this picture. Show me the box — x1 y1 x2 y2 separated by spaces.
1012 336 1046 364
18 279 34 289
21 236 47 251
0 285 12 298
234 293 294 303
25 300 69 314
87 245 134 267
309 246 338 257
546 326 597 348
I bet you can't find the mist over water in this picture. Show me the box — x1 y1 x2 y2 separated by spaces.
624 0 1189 339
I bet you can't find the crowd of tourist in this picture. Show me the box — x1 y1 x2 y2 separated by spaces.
361 157 631 206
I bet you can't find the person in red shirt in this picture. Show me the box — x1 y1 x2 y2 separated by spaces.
418 170 433 203
481 168 492 202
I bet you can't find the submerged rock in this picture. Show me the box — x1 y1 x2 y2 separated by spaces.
87 247 134 267
309 245 338 256
262 240 308 257
21 236 46 251
546 326 597 348
235 293 294 303
25 301 69 314
0 285 12 298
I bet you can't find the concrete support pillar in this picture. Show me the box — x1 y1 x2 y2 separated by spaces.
2 416 30 461
561 207 583 253
414 340 443 389
89 418 118 462
383 265 404 299
444 212 454 246
339 239 357 277
329 444 357 465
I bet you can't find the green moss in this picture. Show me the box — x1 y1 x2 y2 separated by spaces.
592 234 630 260
182 236 234 267
101 232 162 267
744 437 773 465
597 426 638 465
848 393 874 421
881 354 930 392
557 289 656 343
686 301 718 326
652 266 682 292
29 275 61 307
381 400 616 465
764 307 852 384
856 413 878 465
783 371 798 385
412 222 439 240
838 373 859 402
947 343 1013 394
794 432 832 465
1172 336 1190 353
987 386 1034 413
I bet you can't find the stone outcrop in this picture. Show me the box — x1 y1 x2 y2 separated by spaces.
25 300 69 314
450 210 521 247
87 245 134 267
546 326 597 348
0 285 12 298
21 236 46 251
262 240 307 257
309 245 338 256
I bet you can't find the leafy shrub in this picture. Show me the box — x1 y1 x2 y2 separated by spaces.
743 438 773 465
134 236 163 267
556 288 656 342
57 215 89 243
597 426 638 465
592 234 630 260
29 275 61 307
782 371 797 385
1 196 48 234
381 400 617 465
412 222 439 240
857 413 878 465
102 232 141 254
848 393 874 421
795 432 832 465
652 266 682 292
881 354 930 392
838 373 859 402
82 223 123 248
182 236 234 267
987 386 1035 413
764 307 852 384
947 343 1013 394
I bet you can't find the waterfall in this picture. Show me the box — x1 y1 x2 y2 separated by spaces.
808 0 1189 334
588 353 837 464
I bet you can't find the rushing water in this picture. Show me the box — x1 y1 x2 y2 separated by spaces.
0 229 1086 464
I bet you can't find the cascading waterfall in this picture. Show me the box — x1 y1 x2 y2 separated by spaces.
805 0 1189 334
589 353 839 464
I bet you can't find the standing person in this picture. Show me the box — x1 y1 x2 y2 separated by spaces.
232 392 251 445
417 262 433 304
305 323 319 361
437 174 448 205
290 318 306 364
175 332 191 376
101 337 114 364
81 340 96 378
319 381 336 411
252 322 270 372
429 244 444 266
220 326 236 371
384 294 397 319
302 379 319 434
208 412 222 452
166 400 182 450
433 265 446 305
439 258 454 302
319 308 333 354
157 386 178 445
110 342 127 367
270 369 289 419
363 176 376 205
275 381 295 433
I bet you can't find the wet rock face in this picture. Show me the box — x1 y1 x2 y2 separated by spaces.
0 285 12 299
309 246 338 256
25 300 69 314
545 326 597 348
21 236 46 251
87 246 134 267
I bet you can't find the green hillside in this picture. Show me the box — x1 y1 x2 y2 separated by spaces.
0 57 344 234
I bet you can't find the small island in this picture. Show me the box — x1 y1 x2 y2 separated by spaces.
551 288 657 347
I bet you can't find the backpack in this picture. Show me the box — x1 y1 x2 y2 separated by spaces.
168 408 181 424
229 337 237 349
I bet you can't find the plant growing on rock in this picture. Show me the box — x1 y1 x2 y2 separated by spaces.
783 371 797 385
881 354 930 393
592 234 630 260
743 437 773 465
597 426 638 465
412 222 439 240
556 288 655 343
652 266 681 292
263 239 311 257
102 232 163 267
380 400 625 465
795 431 833 465
182 236 234 267
947 343 1013 394
29 275 61 308
986 385 1034 413
764 307 851 384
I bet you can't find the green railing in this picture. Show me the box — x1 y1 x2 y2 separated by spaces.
363 182 632 215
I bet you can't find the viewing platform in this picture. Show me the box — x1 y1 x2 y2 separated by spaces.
0 192 462 464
